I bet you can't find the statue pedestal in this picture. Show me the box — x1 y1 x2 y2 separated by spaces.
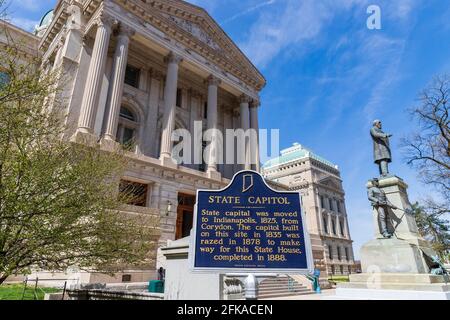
371 176 419 241
336 273 450 300
334 176 450 300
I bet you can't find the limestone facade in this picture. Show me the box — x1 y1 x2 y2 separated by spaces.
262 143 355 275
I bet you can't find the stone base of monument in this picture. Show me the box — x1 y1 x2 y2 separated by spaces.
332 176 450 300
335 273 449 300
360 238 433 274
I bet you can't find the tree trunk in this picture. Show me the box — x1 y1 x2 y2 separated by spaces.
0 275 8 285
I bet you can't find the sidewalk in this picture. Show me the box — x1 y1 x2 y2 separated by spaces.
262 289 337 300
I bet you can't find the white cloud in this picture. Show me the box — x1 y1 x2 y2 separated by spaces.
222 0 276 25
239 0 367 68
9 0 41 12
9 16 38 31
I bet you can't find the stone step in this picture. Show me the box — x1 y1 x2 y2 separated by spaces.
258 287 310 294
258 290 313 299
256 276 313 299
258 284 306 290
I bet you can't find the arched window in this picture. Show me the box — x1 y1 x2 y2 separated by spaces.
323 215 329 234
117 106 138 149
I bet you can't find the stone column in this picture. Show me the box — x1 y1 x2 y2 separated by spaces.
74 15 114 142
102 24 135 142
206 75 221 178
240 95 251 170
223 110 234 179
160 52 182 165
250 100 261 172
144 70 164 157
328 213 333 235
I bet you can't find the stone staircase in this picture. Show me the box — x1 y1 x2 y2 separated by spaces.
257 275 313 299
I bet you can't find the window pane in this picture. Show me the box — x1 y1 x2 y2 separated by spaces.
120 106 136 121
0 72 10 88
122 127 135 145
125 65 140 88
176 88 182 108
119 180 148 207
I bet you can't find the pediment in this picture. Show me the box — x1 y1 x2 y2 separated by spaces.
160 13 223 53
116 0 266 91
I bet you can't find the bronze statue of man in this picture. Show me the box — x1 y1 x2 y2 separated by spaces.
370 120 393 177
367 178 394 238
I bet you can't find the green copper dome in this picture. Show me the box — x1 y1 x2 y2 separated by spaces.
262 143 337 169
39 10 54 28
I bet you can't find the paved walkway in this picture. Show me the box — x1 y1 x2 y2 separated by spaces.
261 289 337 300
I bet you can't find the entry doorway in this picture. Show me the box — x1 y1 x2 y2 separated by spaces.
175 193 196 240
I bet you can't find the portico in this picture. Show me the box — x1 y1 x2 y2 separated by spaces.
66 5 262 175
36 0 266 283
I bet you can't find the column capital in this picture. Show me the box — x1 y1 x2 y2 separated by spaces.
239 94 252 104
118 23 135 38
250 99 261 108
206 75 221 87
165 52 183 65
96 13 117 30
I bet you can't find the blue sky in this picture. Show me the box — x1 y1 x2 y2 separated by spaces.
5 0 450 258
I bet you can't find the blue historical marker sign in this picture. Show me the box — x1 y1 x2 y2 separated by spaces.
190 171 313 273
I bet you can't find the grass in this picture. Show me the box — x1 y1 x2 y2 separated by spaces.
328 276 350 283
0 284 61 300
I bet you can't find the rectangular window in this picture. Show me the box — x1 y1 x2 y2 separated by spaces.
329 198 333 211
125 65 140 88
203 102 208 119
320 196 324 209
0 71 10 88
337 247 341 260
199 141 207 172
339 220 345 236
119 180 148 207
328 246 333 260
344 247 349 261
122 274 132 282
323 216 328 233
337 201 342 213
332 219 337 235
176 88 182 108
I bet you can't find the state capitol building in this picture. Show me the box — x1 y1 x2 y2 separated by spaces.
1 0 355 287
